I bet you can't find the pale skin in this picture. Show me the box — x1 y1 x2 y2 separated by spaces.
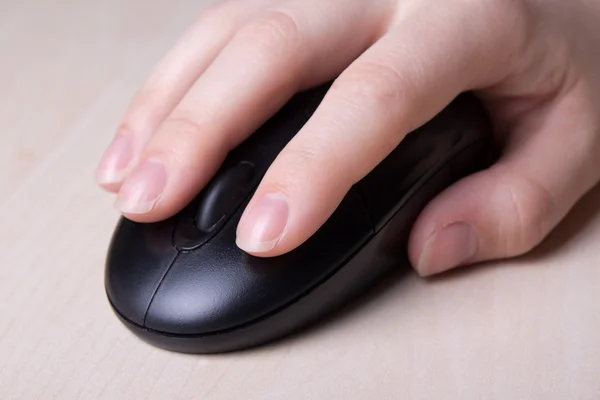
95 0 600 277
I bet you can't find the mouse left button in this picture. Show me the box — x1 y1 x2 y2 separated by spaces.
104 217 179 327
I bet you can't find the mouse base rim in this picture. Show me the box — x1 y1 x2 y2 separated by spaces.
106 135 495 354
105 256 394 354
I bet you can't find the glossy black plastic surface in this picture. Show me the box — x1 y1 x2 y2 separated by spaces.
194 161 255 232
105 82 496 353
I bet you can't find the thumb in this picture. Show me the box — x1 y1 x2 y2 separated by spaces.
408 87 600 276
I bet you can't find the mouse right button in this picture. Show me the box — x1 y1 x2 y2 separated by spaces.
356 130 458 231
449 132 492 179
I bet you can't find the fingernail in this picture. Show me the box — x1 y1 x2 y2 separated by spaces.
114 158 166 214
417 222 479 276
96 133 134 185
236 193 289 253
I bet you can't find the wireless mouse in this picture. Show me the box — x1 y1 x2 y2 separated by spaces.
105 82 496 354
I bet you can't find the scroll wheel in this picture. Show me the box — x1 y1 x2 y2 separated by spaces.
195 162 256 232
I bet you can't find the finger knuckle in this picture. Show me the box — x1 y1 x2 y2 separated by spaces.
237 10 300 60
334 60 410 107
281 141 348 184
286 145 321 168
118 95 160 134
162 114 206 138
454 0 519 16
455 0 530 49
502 174 556 255
116 118 141 137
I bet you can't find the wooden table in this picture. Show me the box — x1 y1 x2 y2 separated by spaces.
2 1 599 398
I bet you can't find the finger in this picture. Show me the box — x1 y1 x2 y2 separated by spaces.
114 0 389 222
408 82 600 276
234 1 517 255
95 0 275 191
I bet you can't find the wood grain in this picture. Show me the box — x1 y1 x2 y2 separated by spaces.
1 1 599 399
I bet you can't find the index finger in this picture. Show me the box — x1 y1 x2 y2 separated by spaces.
235 1 518 255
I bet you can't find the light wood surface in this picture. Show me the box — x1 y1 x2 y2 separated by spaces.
2 1 600 399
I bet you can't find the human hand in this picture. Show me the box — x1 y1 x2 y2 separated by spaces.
95 0 600 276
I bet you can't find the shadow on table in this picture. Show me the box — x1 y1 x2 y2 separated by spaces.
225 267 414 356
522 183 600 257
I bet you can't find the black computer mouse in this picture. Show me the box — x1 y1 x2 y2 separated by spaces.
104 82 496 354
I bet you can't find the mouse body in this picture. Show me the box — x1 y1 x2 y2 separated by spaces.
105 83 495 354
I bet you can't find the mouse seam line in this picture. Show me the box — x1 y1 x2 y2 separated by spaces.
142 252 180 327
109 227 373 340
